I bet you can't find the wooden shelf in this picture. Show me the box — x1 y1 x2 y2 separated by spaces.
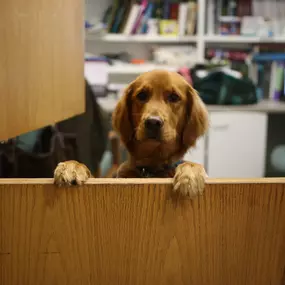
204 35 285 44
108 63 178 74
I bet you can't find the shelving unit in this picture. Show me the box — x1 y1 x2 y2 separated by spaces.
86 33 197 43
86 34 285 44
85 0 285 74
203 35 285 44
108 63 178 74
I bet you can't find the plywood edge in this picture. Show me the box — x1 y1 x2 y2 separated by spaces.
0 177 285 185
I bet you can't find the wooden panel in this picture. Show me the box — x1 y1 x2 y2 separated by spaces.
1 178 285 285
0 0 84 140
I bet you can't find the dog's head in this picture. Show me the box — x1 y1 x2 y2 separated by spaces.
112 70 208 162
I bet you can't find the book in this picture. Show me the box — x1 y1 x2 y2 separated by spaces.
256 63 264 100
169 3 179 20
178 2 188 36
206 0 215 35
273 62 285 101
111 6 125 33
269 61 277 100
123 4 141 34
131 0 148 34
107 0 120 32
162 0 171 19
186 1 197 35
140 2 155 33
118 0 134 33
101 6 113 25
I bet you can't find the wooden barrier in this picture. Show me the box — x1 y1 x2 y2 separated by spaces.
1 178 285 285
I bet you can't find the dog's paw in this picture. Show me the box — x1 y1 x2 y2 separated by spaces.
54 160 91 186
173 162 206 198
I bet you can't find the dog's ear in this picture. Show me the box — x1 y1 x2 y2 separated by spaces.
183 84 209 147
112 83 134 148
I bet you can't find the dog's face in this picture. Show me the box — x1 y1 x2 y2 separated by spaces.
132 71 186 143
113 70 208 162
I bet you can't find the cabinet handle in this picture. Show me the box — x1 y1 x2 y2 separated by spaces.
211 125 229 131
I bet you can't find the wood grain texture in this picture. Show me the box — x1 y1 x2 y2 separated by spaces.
1 179 285 285
0 0 84 140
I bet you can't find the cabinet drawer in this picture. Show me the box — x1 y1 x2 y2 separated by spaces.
208 112 267 178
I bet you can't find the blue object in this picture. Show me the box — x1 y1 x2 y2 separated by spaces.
141 3 154 34
85 56 108 62
253 53 285 62
85 21 93 29
256 63 264 100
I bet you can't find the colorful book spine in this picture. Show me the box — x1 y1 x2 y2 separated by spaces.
273 62 285 101
178 2 188 36
123 4 141 34
131 0 148 34
141 3 154 33
207 0 215 34
169 3 179 20
186 2 197 35
269 61 277 100
111 7 125 33
283 65 285 99
256 63 264 100
162 0 170 19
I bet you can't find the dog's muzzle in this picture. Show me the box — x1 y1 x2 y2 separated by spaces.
144 116 163 139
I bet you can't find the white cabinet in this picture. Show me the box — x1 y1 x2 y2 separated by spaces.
184 137 205 165
207 112 268 178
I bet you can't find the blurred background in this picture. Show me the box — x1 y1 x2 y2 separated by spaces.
1 0 285 179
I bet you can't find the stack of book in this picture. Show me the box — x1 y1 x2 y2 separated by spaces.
207 0 285 37
253 52 285 102
101 0 197 36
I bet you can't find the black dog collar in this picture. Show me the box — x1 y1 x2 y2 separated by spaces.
136 160 184 178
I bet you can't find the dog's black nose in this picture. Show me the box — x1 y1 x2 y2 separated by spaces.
145 116 164 131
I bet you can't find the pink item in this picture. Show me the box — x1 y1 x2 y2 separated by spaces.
178 67 193 85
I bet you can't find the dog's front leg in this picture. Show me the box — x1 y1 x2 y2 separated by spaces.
173 162 206 198
54 160 91 186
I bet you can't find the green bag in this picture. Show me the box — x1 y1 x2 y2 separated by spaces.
193 71 258 105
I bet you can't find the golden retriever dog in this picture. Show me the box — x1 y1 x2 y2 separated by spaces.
54 70 209 198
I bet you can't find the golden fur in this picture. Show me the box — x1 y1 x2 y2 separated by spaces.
54 70 209 197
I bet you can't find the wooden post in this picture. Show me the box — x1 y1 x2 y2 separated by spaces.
0 0 85 140
1 178 285 285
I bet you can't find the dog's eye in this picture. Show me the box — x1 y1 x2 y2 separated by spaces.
136 91 148 102
167 93 180 103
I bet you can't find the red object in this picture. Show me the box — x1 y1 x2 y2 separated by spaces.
131 59 145 64
207 49 248 61
237 0 252 16
170 3 179 20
